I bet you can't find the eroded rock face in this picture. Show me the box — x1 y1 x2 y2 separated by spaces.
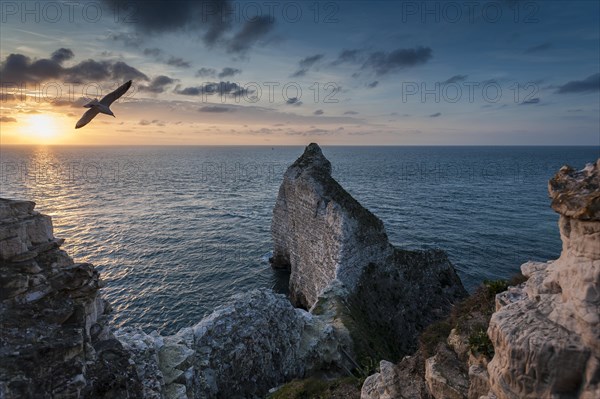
0 198 142 398
486 160 600 399
361 356 432 399
273 143 467 361
271 143 393 309
114 289 353 399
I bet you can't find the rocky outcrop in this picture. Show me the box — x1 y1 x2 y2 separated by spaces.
115 289 353 399
271 143 392 309
486 159 600 399
272 143 467 361
0 198 142 398
0 198 353 399
361 356 432 399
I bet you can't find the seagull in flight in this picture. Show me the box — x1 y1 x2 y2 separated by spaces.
75 80 132 129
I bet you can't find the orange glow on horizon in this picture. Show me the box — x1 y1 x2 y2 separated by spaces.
2 114 73 145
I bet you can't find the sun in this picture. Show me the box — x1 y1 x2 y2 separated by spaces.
21 115 65 144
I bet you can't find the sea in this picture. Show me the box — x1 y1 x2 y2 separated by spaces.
1 145 598 334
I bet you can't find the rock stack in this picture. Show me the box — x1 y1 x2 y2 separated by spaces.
486 159 600 399
272 143 467 359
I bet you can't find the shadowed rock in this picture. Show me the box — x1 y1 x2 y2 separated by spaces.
0 198 142 398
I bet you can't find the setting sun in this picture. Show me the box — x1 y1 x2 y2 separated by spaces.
20 114 68 144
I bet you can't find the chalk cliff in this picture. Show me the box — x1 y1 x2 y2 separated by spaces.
359 159 600 399
0 199 142 398
486 159 600 399
272 143 467 360
271 143 392 309
0 199 351 399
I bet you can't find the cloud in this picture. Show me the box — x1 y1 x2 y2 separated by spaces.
314 109 324 115
367 81 379 88
363 46 432 75
139 119 165 126
143 48 191 68
556 73 600 94
521 97 540 105
100 1 274 54
332 49 363 65
0 49 148 84
108 32 143 47
429 112 442 117
344 111 359 115
196 68 217 78
0 116 17 123
227 16 275 53
291 54 324 77
166 57 191 68
139 75 176 93
525 42 552 54
290 69 307 78
299 54 324 68
286 97 302 106
199 105 236 113
51 48 74 64
442 75 468 84
111 61 149 81
175 81 252 97
218 67 242 78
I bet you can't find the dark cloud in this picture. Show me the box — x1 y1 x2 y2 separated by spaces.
521 97 540 105
344 111 359 115
0 116 17 123
196 68 217 78
332 49 363 65
429 112 442 117
199 105 236 113
525 42 552 54
227 16 275 53
442 75 468 84
175 81 252 97
139 119 165 126
299 54 324 68
556 73 600 94
51 48 74 64
286 97 302 106
314 109 324 115
100 1 274 54
363 47 432 75
139 75 176 93
166 57 191 68
218 67 241 78
367 81 379 88
0 50 148 84
291 54 324 77
290 69 307 78
111 61 149 81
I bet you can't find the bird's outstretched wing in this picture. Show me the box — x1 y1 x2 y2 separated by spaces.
75 108 100 129
100 80 132 106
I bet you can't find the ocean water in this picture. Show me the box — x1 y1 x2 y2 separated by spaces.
1 145 598 334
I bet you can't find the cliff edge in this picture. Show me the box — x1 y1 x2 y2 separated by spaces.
486 159 600 399
0 199 142 398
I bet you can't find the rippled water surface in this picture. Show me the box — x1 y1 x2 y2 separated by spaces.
1 145 597 334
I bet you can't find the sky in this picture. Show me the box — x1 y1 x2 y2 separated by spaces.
0 0 598 145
